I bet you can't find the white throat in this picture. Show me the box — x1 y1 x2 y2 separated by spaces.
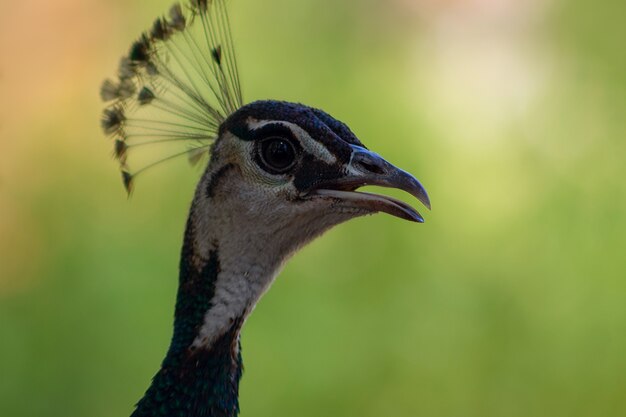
188 166 296 350
189 212 288 349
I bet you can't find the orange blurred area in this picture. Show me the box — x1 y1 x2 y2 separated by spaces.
1 1 121 293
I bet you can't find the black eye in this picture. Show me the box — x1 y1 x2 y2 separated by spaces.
258 137 297 173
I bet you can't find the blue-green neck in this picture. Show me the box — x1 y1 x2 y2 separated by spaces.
131 218 243 417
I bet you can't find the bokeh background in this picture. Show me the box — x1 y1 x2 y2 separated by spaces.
1 0 625 416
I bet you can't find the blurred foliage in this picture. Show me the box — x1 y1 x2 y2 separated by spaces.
0 0 625 416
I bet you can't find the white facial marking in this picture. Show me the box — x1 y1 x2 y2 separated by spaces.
345 148 363 176
246 119 337 165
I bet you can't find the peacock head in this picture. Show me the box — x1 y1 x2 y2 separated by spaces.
191 100 430 256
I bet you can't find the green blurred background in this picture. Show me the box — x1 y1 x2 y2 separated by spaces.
1 0 625 416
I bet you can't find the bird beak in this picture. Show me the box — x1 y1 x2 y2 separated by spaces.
312 145 431 223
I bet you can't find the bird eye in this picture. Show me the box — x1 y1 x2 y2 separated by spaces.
258 137 297 173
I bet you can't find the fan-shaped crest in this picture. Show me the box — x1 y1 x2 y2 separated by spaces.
100 0 243 193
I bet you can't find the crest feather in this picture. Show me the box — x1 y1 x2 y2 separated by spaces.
100 0 243 194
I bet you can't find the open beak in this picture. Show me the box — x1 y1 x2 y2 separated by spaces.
312 145 431 223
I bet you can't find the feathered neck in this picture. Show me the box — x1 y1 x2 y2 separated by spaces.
131 215 243 417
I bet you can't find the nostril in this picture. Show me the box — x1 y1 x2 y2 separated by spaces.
357 160 385 175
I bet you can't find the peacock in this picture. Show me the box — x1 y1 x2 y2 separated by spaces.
100 1 430 416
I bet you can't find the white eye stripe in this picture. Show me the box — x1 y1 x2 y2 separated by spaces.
246 119 337 165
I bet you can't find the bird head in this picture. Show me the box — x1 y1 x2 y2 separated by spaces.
99 2 429 251
191 100 430 262
100 0 432 368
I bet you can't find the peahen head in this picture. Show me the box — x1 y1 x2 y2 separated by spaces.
100 1 430 416
199 99 429 256
210 100 430 225
186 100 430 351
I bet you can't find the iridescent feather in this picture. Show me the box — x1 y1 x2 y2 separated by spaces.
100 1 243 194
